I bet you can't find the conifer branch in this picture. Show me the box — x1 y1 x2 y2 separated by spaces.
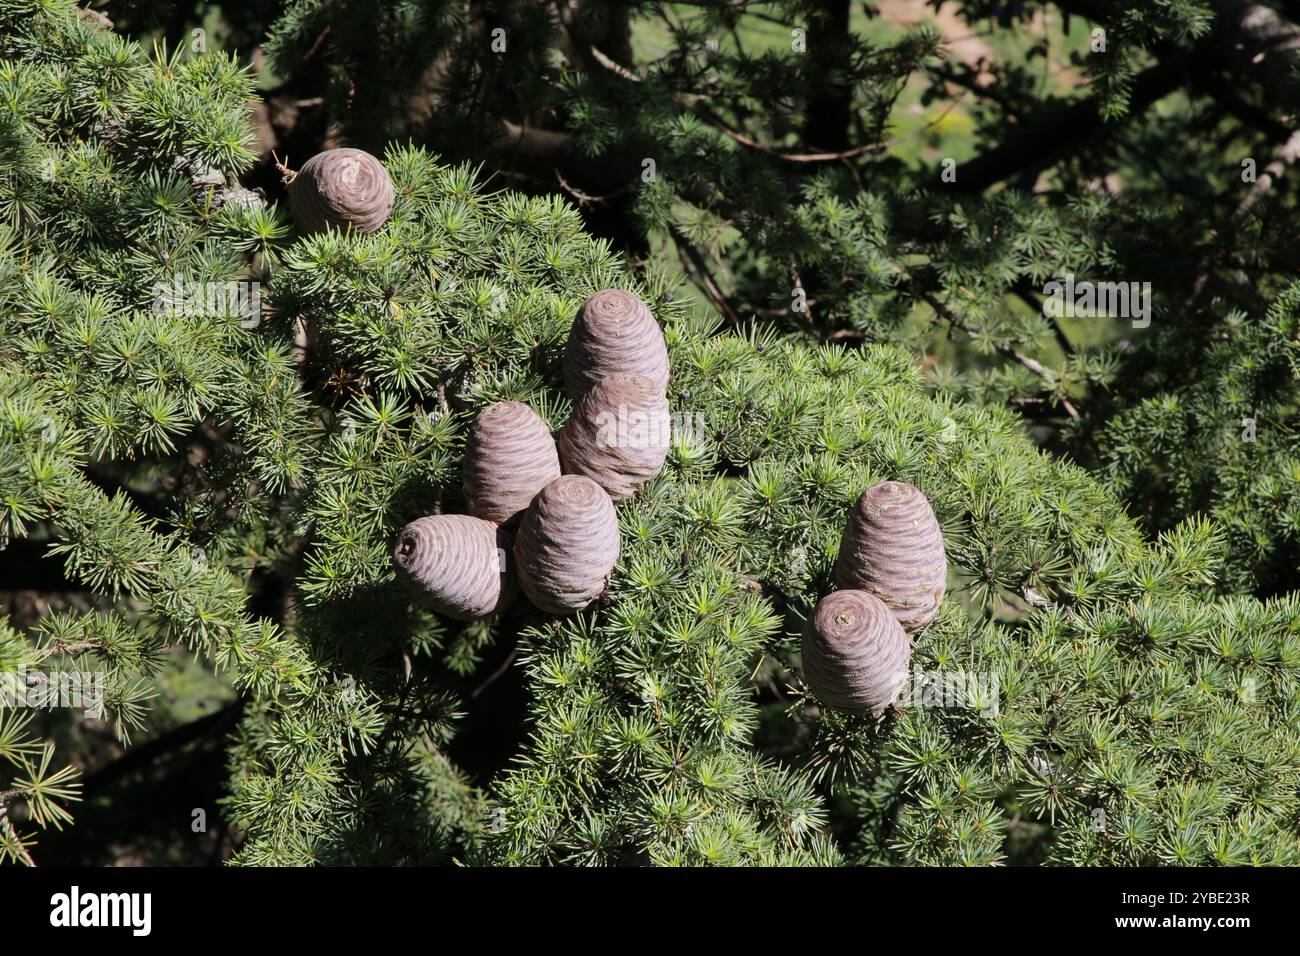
907 275 1079 417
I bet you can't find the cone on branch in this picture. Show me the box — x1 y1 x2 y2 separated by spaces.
287 148 395 235
563 289 669 400
801 589 910 715
513 475 620 614
558 374 670 500
463 401 562 524
834 481 947 633
392 514 513 619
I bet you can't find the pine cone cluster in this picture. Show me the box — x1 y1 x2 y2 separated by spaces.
288 148 395 235
802 480 947 714
394 289 670 619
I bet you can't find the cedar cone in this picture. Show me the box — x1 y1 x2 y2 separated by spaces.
513 475 620 613
834 481 947 633
392 514 512 620
463 401 561 524
562 289 670 400
557 374 669 500
802 589 910 715
288 148 395 235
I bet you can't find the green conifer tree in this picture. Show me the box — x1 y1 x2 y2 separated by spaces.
0 1 1297 866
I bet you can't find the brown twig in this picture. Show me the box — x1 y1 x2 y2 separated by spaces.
302 25 332 63
554 168 630 206
470 646 520 700
589 45 641 82
690 107 887 163
272 150 297 186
